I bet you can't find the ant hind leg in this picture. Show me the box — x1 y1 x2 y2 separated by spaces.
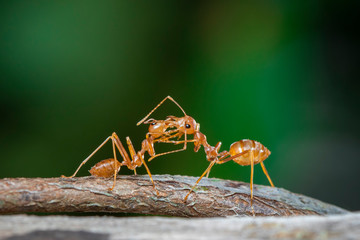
108 136 121 191
250 151 255 216
61 136 112 178
260 162 274 187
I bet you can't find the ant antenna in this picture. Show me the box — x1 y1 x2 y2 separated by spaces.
137 96 187 126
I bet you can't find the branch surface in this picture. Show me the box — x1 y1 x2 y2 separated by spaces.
0 175 347 217
1 214 359 240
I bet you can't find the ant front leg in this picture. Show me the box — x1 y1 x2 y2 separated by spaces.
158 138 197 145
147 132 189 162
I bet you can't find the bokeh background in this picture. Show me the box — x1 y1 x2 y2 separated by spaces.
1 1 359 211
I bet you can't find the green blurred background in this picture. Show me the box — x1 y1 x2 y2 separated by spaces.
0 1 359 211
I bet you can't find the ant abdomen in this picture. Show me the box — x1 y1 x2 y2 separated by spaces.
229 139 271 166
89 158 121 178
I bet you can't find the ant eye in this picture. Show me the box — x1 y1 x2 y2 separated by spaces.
151 122 156 125
185 124 191 128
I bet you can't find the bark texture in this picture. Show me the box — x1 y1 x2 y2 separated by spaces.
0 213 359 240
0 175 347 217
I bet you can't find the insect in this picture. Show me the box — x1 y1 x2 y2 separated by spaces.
61 96 196 193
163 130 274 204
137 96 200 162
137 96 274 205
183 139 274 205
61 133 159 194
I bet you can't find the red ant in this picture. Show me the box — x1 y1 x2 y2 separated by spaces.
61 133 159 194
183 138 274 205
137 96 275 205
61 96 193 193
137 96 199 162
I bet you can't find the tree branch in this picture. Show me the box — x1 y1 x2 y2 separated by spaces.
0 175 347 217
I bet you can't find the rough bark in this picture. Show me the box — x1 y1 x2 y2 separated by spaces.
0 213 359 240
0 175 347 217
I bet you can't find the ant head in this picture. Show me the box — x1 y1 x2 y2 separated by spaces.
165 115 197 134
181 116 198 134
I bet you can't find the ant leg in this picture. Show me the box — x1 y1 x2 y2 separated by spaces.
250 151 255 216
148 146 186 162
137 96 187 126
61 136 112 178
148 133 188 162
126 137 159 195
216 151 249 164
125 137 136 159
158 139 196 145
184 160 216 201
260 162 274 187
109 137 120 191
140 157 159 195
124 136 138 176
143 135 156 157
109 133 142 190
250 151 254 206
206 151 230 178
112 133 132 167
